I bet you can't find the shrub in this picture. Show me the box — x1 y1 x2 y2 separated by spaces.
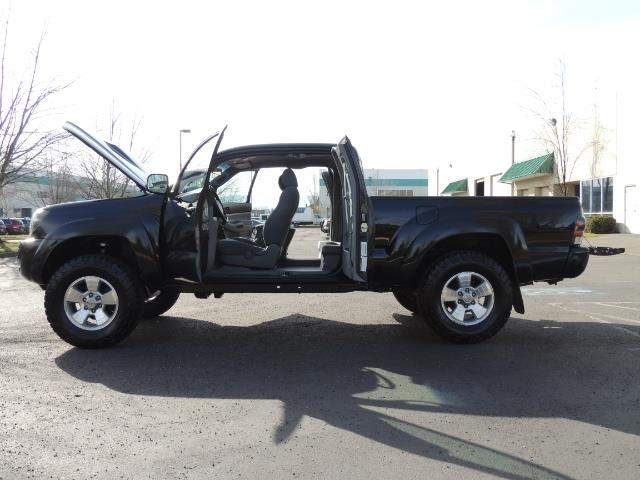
586 215 617 234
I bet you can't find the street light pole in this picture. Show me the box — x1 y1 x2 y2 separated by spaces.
179 129 191 171
511 130 516 166
511 130 516 196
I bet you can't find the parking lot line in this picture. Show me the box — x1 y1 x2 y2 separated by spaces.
550 303 640 337
595 302 640 311
549 303 640 324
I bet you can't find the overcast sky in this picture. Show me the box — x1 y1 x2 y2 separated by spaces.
3 0 639 207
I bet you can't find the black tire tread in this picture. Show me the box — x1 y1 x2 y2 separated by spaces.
392 289 419 313
418 250 512 344
142 288 180 318
44 254 144 348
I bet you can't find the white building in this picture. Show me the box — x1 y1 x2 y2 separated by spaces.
0 176 54 218
319 168 428 218
433 92 640 233
430 157 512 198
1 171 86 218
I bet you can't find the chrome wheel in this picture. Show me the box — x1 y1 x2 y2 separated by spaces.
440 271 494 326
63 276 119 331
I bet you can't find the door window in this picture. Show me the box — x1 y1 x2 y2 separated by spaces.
217 171 255 204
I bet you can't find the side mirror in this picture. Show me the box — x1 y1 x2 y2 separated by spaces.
146 174 169 194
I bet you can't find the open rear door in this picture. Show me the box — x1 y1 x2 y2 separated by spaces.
332 137 370 282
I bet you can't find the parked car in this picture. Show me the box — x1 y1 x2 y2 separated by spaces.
0 219 7 235
1 218 25 235
21 218 31 232
19 121 603 349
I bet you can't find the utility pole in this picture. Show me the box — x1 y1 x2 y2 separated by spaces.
179 129 191 171
511 130 516 196
511 130 516 165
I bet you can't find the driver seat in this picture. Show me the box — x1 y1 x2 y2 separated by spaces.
217 168 299 268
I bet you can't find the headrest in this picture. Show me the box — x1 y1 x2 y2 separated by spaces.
278 168 298 190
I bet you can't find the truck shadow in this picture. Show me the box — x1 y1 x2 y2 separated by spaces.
55 313 640 480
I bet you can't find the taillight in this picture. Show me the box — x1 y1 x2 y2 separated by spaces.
574 216 585 245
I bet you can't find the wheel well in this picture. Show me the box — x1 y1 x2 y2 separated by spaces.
417 233 517 284
415 233 524 313
42 236 140 284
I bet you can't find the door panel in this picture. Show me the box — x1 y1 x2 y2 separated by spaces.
223 202 252 237
332 137 370 282
218 170 257 237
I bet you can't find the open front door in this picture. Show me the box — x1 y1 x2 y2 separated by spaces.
194 127 227 282
173 131 222 196
332 137 370 282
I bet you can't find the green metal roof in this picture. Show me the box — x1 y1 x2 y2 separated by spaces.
499 153 554 183
441 178 468 194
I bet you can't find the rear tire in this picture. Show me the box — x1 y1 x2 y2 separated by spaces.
142 288 180 318
417 251 512 343
392 289 419 314
44 255 145 348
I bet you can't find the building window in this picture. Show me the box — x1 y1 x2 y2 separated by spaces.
603 177 613 212
475 179 485 196
374 189 414 197
580 177 613 213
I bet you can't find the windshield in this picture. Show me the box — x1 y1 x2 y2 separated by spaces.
178 162 232 196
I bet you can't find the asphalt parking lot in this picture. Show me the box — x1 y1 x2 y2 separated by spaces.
1 230 639 480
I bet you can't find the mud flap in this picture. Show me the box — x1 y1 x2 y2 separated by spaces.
512 283 525 314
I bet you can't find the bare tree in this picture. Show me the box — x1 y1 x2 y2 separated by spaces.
307 173 320 214
529 61 588 196
75 103 149 199
590 104 606 179
29 152 77 206
0 14 69 192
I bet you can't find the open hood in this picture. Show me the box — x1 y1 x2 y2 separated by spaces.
64 121 150 189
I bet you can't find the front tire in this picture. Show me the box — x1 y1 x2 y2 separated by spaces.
392 289 419 314
417 251 513 343
44 255 144 348
142 288 180 318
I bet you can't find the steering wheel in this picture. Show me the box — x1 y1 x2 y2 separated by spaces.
211 189 228 224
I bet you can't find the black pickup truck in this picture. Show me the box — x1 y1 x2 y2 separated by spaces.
19 122 591 348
